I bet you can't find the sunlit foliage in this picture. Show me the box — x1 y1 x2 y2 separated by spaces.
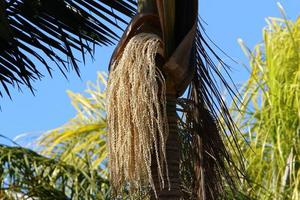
0 73 110 199
232 11 300 200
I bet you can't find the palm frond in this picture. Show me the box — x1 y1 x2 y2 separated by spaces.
0 72 111 199
230 12 300 200
38 72 108 172
0 144 110 200
176 22 246 199
156 1 245 198
156 0 245 198
0 0 136 97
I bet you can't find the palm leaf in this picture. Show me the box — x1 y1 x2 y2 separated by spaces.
230 11 300 200
0 73 111 199
0 0 136 97
159 1 244 198
38 72 108 172
0 144 110 200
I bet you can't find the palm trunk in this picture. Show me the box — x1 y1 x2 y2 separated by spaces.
136 2 181 198
151 92 182 199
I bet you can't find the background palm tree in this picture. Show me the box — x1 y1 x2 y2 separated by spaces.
0 73 110 199
231 9 300 200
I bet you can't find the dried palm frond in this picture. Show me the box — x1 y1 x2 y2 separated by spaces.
154 0 245 198
107 33 168 197
176 22 246 199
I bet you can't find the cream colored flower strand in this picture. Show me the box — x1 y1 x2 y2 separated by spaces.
107 33 169 197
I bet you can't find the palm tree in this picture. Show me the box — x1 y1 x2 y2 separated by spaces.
1 0 244 199
0 68 243 199
231 9 300 200
106 0 243 199
0 73 110 199
0 144 110 199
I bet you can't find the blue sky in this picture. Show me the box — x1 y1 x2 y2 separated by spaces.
0 1 299 142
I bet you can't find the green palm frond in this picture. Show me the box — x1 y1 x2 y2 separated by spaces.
230 10 300 200
0 144 110 200
38 72 108 172
0 0 136 97
0 72 110 199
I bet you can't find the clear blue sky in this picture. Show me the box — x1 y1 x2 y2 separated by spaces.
0 1 299 142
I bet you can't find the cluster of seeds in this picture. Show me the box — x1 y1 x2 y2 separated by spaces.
107 33 169 196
